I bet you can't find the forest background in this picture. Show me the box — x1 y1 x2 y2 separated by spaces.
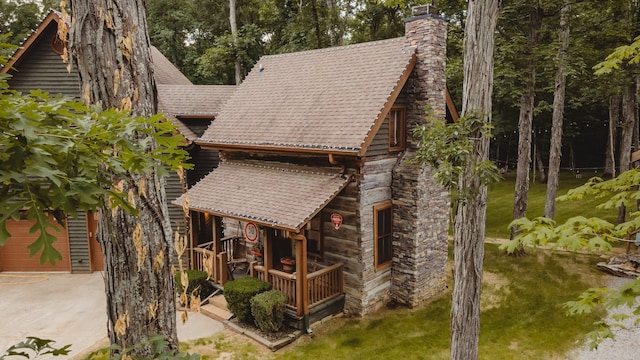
1 0 636 179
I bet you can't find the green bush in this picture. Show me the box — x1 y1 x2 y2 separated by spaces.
224 277 271 323
250 290 288 332
174 270 216 300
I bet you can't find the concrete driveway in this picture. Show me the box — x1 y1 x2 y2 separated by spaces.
0 272 224 359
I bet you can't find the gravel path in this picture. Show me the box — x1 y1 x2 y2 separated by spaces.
570 276 640 360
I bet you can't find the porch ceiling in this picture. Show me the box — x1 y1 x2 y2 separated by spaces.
173 160 351 232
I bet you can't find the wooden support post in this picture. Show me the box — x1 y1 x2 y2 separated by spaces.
263 228 273 276
292 233 308 319
213 216 223 284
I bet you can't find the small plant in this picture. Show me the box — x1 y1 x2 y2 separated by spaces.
251 290 288 332
1 337 70 359
174 269 216 300
224 277 271 323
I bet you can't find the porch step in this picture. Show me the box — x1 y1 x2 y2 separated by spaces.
209 293 229 309
201 294 233 322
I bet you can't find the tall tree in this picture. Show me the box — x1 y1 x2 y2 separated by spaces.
511 2 542 239
229 0 241 84
544 1 571 219
450 1 500 359
68 0 179 356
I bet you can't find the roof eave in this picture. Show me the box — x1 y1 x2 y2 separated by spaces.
196 142 360 156
1 10 61 74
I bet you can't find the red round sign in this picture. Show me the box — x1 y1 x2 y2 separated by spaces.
331 213 343 230
244 222 259 242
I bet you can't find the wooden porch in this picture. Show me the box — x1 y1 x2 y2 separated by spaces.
249 262 344 317
190 240 345 327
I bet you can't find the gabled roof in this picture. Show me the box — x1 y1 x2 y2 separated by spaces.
197 38 417 155
157 84 236 141
1 10 236 142
1 10 191 88
172 160 351 232
150 47 191 85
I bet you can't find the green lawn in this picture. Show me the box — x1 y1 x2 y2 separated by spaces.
270 244 606 360
486 171 618 239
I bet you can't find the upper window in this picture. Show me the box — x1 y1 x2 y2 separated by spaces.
306 212 323 259
387 107 406 151
374 202 393 270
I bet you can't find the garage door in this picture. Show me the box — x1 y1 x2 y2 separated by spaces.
0 217 71 272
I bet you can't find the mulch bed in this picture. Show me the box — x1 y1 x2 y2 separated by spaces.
225 317 302 350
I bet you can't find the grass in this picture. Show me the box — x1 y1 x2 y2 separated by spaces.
182 243 607 360
486 171 618 239
262 244 606 360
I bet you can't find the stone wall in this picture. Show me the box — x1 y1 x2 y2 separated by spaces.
390 7 450 307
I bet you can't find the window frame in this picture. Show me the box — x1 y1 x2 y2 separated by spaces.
387 106 406 151
373 202 393 271
305 211 324 259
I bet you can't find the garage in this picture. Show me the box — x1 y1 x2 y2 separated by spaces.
0 217 71 272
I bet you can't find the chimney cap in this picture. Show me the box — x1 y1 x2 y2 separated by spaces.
412 4 438 17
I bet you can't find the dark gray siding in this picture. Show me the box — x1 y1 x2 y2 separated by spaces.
68 212 90 273
8 24 81 98
165 171 185 235
187 146 219 187
365 91 408 157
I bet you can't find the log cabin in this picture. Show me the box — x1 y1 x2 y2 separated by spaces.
173 5 452 329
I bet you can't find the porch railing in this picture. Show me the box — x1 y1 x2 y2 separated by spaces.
250 263 343 311
191 243 228 285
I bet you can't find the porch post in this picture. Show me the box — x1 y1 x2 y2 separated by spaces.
292 234 308 320
263 228 273 273
212 216 224 284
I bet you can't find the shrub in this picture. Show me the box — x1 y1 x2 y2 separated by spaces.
224 277 271 323
173 270 216 300
250 290 288 332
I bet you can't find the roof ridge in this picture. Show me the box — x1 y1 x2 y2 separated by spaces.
262 37 405 60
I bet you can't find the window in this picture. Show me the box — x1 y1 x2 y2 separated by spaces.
306 212 323 258
388 107 406 151
374 203 393 270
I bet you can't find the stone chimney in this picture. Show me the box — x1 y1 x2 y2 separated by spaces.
390 6 449 308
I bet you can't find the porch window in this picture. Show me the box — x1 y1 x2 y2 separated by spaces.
306 212 323 258
388 107 405 151
374 202 393 270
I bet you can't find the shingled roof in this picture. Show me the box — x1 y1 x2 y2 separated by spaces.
157 84 236 141
150 46 192 85
197 37 416 155
172 160 351 231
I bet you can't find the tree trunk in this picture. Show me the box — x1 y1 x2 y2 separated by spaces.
604 94 621 178
618 81 637 225
544 2 571 219
511 5 542 239
229 0 241 85
69 0 178 356
535 136 546 183
450 1 499 360
619 81 637 174
310 0 322 49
